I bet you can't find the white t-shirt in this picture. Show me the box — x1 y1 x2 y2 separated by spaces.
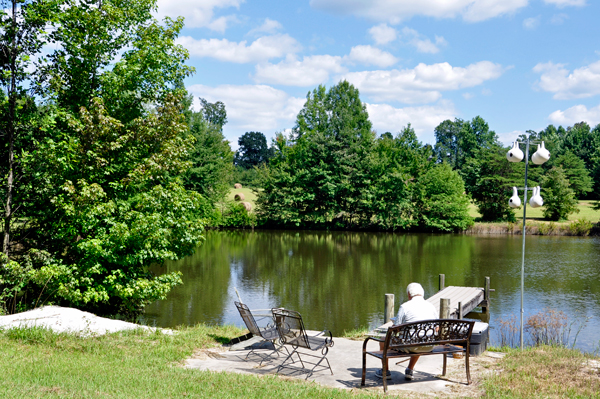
397 295 438 324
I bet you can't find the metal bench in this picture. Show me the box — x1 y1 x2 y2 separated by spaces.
234 301 288 364
361 319 475 392
271 308 334 379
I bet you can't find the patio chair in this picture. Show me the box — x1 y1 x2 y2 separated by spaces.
271 308 334 379
234 301 288 364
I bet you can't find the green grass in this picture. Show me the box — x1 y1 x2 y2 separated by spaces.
481 346 600 398
227 187 257 206
469 200 600 223
0 325 380 399
1 326 599 398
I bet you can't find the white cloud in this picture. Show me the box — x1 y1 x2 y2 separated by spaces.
254 55 346 86
543 0 586 8
176 34 301 63
342 61 506 103
523 16 541 30
156 0 244 31
497 130 525 146
248 18 283 36
366 100 457 143
188 84 305 145
310 0 528 23
550 13 569 24
400 27 447 54
463 92 475 100
533 61 600 100
548 104 600 126
346 45 398 67
369 23 397 45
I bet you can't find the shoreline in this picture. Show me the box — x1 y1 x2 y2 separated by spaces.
466 219 599 236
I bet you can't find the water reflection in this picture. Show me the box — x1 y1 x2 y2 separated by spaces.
143 230 600 352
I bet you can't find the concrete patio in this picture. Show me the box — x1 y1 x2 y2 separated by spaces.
183 333 477 395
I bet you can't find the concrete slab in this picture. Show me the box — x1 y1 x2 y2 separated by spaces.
184 332 470 394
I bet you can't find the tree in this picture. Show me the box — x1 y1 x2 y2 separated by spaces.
541 167 579 221
257 81 375 228
234 131 271 169
1 0 58 256
21 96 207 316
1 0 206 316
551 150 593 198
370 125 433 231
461 145 524 222
434 116 498 170
414 163 473 232
184 97 233 203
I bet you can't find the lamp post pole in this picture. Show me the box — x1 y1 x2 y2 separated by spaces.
519 138 530 350
507 133 550 350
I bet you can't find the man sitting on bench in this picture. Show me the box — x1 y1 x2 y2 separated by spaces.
376 282 438 381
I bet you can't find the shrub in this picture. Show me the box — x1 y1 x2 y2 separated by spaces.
220 203 255 228
567 218 593 236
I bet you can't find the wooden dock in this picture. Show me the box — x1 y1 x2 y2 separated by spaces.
427 286 484 319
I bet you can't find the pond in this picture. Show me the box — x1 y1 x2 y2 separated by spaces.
143 230 600 353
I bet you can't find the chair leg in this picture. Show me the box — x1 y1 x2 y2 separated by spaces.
466 350 471 384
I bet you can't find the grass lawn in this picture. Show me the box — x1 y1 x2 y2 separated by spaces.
0 325 376 399
227 187 257 206
469 200 600 223
1 325 598 398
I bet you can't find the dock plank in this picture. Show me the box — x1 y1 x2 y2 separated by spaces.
427 286 484 318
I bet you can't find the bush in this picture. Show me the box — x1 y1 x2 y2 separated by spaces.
220 203 255 228
567 218 593 236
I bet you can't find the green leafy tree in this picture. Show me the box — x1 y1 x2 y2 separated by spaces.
1 0 206 316
1 0 59 256
257 81 375 228
550 150 593 198
414 163 473 232
370 125 432 230
434 116 498 170
541 167 579 221
234 131 271 169
184 97 233 203
22 96 207 316
461 145 524 222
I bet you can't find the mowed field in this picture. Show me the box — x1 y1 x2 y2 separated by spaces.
227 187 257 206
468 200 600 223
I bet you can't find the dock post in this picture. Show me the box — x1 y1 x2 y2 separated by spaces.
439 274 445 291
482 276 491 314
458 302 463 319
440 298 451 319
384 294 395 323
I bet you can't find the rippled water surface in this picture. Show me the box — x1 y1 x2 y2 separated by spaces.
143 230 600 352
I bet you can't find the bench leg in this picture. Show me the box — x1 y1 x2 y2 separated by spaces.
466 348 471 385
382 361 388 393
442 353 447 376
361 351 367 386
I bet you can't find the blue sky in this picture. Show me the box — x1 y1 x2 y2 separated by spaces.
155 0 600 149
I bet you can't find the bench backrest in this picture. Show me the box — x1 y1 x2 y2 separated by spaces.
271 308 311 350
384 319 474 351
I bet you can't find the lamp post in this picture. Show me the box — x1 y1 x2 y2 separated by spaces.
506 134 550 349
